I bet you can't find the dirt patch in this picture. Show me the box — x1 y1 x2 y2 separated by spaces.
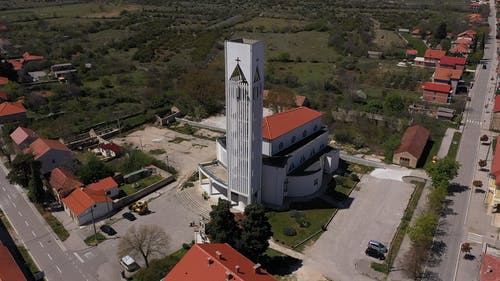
373 29 406 51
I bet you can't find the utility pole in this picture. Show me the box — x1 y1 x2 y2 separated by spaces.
91 204 97 244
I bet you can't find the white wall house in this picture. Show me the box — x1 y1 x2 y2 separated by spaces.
61 188 113 226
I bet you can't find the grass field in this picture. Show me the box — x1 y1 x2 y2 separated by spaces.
234 17 308 32
373 29 406 51
233 31 338 62
121 175 163 196
84 232 107 246
402 33 428 56
447 131 462 159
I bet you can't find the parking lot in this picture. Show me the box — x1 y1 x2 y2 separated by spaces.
303 170 414 281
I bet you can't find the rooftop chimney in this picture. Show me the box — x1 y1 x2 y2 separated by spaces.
225 271 233 280
487 265 493 273
216 250 222 259
235 265 240 273
253 263 261 273
207 257 213 265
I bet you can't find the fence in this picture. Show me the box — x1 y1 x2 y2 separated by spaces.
113 175 175 210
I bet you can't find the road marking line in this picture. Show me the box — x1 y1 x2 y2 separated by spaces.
1 187 4 191
18 211 22 217
39 241 44 248
47 253 52 260
12 202 16 208
31 230 36 237
56 265 61 273
74 252 84 263
24 220 29 226
7 194 10 199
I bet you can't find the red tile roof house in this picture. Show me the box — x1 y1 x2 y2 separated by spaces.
432 67 464 95
0 90 8 101
86 176 119 198
424 49 446 67
406 49 418 59
0 243 27 281
422 82 452 104
491 96 500 131
439 56 467 70
411 28 421 37
9 126 37 148
26 138 72 174
392 125 430 168
480 244 500 281
162 243 277 281
0 102 27 124
458 29 477 39
61 187 113 226
49 167 83 201
449 44 471 56
97 142 123 158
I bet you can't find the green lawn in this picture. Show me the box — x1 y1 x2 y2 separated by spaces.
424 138 442 168
447 132 462 160
132 247 188 281
35 205 69 241
267 199 335 249
18 246 40 275
121 175 163 195
234 17 308 32
402 34 428 56
84 232 107 246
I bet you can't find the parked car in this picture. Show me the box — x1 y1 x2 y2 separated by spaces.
100 224 117 236
120 255 140 272
365 247 385 260
122 212 136 221
368 240 388 253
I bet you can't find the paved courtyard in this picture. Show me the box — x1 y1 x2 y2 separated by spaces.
303 169 414 281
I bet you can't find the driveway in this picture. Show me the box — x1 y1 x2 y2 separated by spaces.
303 170 414 281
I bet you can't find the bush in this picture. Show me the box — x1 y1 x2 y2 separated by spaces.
473 180 483 187
298 220 311 228
283 227 297 237
350 173 360 182
182 243 191 250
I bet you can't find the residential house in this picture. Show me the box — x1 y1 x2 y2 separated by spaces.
411 28 421 37
22 52 44 62
6 59 22 71
458 29 477 39
367 51 383 59
50 63 76 78
10 126 37 148
0 102 27 124
27 138 72 174
424 49 446 67
469 13 483 24
97 142 123 158
480 244 500 281
414 57 425 66
406 49 418 60
162 243 277 281
454 37 473 46
392 125 430 168
422 82 452 104
439 56 467 70
398 28 410 33
0 244 27 281
0 25 7 31
491 96 500 131
0 77 8 87
449 44 471 56
0 90 8 101
488 135 500 223
86 176 119 198
61 188 113 225
28 71 47 82
49 167 83 200
433 67 463 94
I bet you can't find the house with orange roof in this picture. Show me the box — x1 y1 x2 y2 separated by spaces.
0 244 27 281
86 176 119 198
10 126 37 148
406 49 418 60
439 56 467 70
491 96 500 131
393 125 430 168
162 243 277 281
424 49 446 67
22 52 44 62
0 102 26 124
26 138 72 174
61 187 113 225
199 106 339 207
480 244 500 281
433 67 464 94
411 28 421 37
454 37 473 46
0 90 8 101
422 82 452 104
458 29 477 39
50 167 83 200
469 13 483 24
6 59 23 71
449 44 471 56
0 77 8 87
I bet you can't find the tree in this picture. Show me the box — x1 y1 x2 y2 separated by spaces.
0 60 18 81
7 153 36 188
77 154 114 184
118 225 169 268
434 22 447 40
27 161 44 203
425 157 460 188
383 93 405 115
478 159 487 169
461 242 472 258
239 204 273 262
408 212 438 247
205 198 240 248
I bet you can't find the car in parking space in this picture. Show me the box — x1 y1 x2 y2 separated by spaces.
368 240 388 253
100 224 117 236
122 212 136 221
365 247 385 260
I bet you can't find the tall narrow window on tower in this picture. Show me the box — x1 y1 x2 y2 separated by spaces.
224 39 264 207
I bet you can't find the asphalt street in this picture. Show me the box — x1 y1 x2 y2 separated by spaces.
424 2 498 280
0 164 95 281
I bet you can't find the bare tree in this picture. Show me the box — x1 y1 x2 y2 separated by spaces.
118 225 169 268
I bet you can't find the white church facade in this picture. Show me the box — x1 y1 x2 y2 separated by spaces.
198 39 339 208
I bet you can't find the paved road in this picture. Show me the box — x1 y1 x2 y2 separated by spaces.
424 1 498 280
304 172 413 281
0 165 95 281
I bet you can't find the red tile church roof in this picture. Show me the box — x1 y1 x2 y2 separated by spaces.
262 107 322 140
